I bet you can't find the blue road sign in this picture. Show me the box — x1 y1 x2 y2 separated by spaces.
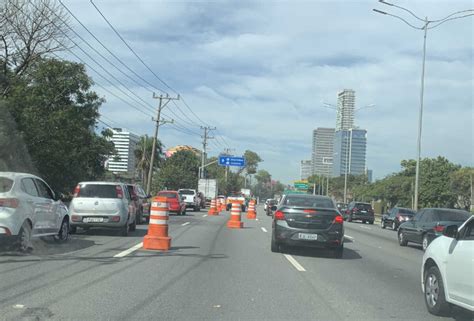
218 156 246 167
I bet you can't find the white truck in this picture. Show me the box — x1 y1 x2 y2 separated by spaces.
198 179 218 207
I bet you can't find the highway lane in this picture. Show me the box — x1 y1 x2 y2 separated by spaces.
0 205 471 320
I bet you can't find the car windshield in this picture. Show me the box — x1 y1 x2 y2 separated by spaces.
283 196 334 208
435 210 471 222
77 184 119 198
179 190 194 195
0 177 14 193
158 192 177 198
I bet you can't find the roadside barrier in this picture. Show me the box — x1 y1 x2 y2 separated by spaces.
143 196 171 251
208 198 218 215
227 202 243 229
246 199 257 219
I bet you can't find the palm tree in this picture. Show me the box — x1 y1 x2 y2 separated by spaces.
135 135 162 188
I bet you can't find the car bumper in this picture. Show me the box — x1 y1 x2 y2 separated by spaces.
69 213 128 229
274 221 344 249
0 208 22 236
350 214 374 221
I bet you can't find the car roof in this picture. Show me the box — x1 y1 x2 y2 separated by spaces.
0 172 42 180
354 202 371 205
285 194 331 199
78 181 124 185
158 190 178 193
422 208 469 213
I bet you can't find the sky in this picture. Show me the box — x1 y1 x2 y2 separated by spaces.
60 0 473 184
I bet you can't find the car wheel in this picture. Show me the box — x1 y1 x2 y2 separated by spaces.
422 234 430 251
194 205 199 212
17 221 32 253
392 221 397 231
369 220 374 225
70 225 77 234
130 219 136 232
347 215 352 222
121 221 129 236
54 219 69 243
182 208 187 216
398 230 408 246
333 244 344 258
424 266 450 316
271 234 280 253
381 220 386 229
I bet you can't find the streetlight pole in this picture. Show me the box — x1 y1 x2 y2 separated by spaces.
373 1 473 210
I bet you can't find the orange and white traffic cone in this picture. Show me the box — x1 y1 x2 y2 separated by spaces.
219 198 225 212
143 196 171 251
227 202 243 229
214 198 221 215
246 199 257 219
208 198 218 215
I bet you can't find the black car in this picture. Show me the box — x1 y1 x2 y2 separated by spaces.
381 207 416 230
271 194 344 258
398 208 471 251
346 202 374 224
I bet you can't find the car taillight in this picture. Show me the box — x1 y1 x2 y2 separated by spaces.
0 198 19 208
333 215 344 224
115 185 123 199
303 209 317 214
434 225 445 232
274 210 285 220
73 185 80 197
110 216 120 222
71 215 82 222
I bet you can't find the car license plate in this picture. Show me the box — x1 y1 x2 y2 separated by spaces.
298 233 317 240
361 210 367 213
84 217 103 223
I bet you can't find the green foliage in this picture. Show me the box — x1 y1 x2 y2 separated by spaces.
239 150 262 175
153 150 200 192
1 58 115 192
134 135 162 187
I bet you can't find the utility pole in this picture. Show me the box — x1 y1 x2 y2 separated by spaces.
146 93 180 195
199 126 216 179
221 148 234 193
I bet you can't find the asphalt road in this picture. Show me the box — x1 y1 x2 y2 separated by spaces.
0 205 472 321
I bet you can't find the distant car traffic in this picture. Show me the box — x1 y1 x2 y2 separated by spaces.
69 182 137 236
197 191 206 209
421 215 474 316
336 202 347 214
398 208 471 251
346 202 374 224
0 172 70 252
178 189 200 211
264 199 276 212
271 194 344 258
381 207 416 230
158 191 186 215
126 184 150 224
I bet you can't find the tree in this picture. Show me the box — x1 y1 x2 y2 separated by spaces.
134 135 162 189
3 58 115 192
449 167 473 210
238 150 262 175
1 0 70 96
153 150 200 192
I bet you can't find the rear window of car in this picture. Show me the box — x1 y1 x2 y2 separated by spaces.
283 196 334 208
179 190 194 195
356 203 372 210
158 192 177 198
399 209 415 215
0 177 14 193
434 210 471 222
77 184 119 198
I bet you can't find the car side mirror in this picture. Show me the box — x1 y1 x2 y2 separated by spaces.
271 205 277 211
443 225 458 239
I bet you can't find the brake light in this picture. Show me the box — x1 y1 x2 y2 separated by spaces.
303 209 317 214
0 198 19 208
274 210 285 220
73 185 80 197
115 185 123 199
434 225 445 232
333 215 344 224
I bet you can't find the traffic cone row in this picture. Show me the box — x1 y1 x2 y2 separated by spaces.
246 199 257 220
227 202 244 229
208 198 218 216
143 196 171 251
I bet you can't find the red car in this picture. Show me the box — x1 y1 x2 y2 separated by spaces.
157 190 186 215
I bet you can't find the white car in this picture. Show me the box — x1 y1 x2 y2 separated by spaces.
0 172 70 252
178 189 200 211
421 215 474 316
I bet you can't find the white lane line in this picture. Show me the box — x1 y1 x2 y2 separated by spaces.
203 214 208 217
114 242 143 258
283 254 306 272
344 235 354 240
359 225 371 230
181 222 190 226
261 227 268 233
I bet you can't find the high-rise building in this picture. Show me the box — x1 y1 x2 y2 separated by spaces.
336 89 355 131
106 128 140 174
332 128 367 177
300 160 312 180
366 169 373 183
312 127 335 176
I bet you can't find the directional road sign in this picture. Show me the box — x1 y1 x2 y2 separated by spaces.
218 156 246 167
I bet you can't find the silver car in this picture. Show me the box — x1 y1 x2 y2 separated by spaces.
0 172 70 252
69 182 136 236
